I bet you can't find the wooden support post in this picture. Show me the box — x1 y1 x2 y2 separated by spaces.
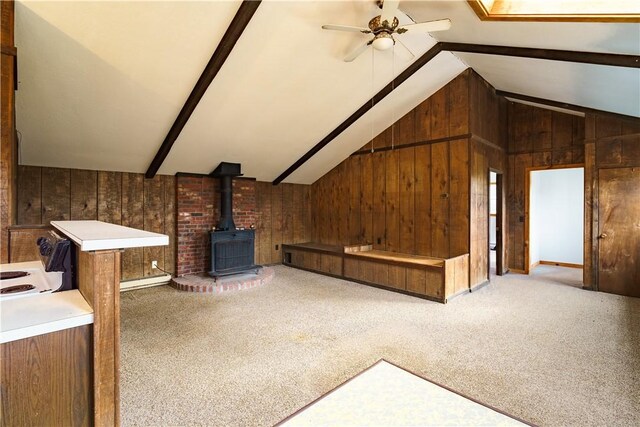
78 249 122 427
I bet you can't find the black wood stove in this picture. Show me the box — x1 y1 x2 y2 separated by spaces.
209 162 260 278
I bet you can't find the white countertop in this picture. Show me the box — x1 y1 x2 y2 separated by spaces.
51 220 169 251
1 290 94 344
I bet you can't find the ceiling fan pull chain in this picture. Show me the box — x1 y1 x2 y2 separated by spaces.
391 44 395 150
371 47 375 154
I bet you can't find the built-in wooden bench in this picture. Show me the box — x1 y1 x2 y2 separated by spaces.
282 243 469 303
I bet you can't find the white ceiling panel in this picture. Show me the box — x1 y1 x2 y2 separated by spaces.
458 53 640 117
402 0 640 54
14 1 639 185
162 1 459 182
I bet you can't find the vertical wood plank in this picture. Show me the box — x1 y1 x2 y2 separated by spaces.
143 176 164 277
17 165 42 224
414 145 432 255
256 182 272 265
121 173 144 281
303 185 312 242
414 98 431 142
271 184 283 263
372 151 386 249
361 154 373 244
281 183 294 244
385 149 400 251
399 147 415 254
41 168 70 223
338 161 349 243
448 71 469 137
70 169 98 220
395 109 416 146
583 142 595 288
97 171 122 225
292 184 304 244
449 139 470 257
513 153 532 270
431 142 450 258
163 175 176 275
348 156 361 244
430 86 449 139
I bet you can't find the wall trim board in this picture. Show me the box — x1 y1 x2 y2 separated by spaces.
539 260 583 269
145 1 262 179
470 134 505 153
350 133 472 156
584 132 640 145
498 90 640 123
175 172 257 181
120 274 171 291
469 279 489 293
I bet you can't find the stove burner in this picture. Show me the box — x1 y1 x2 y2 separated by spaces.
0 271 31 280
1 284 36 294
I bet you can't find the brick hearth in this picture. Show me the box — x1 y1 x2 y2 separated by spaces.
171 267 274 294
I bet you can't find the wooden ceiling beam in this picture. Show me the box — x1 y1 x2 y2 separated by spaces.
145 1 261 179
441 42 640 68
272 43 444 185
497 90 640 123
273 43 638 184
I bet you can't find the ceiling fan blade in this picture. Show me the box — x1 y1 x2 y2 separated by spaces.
380 0 400 23
322 24 371 33
397 18 452 34
344 41 372 62
394 37 415 62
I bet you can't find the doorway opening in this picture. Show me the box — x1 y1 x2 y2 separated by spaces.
526 166 584 287
488 170 503 279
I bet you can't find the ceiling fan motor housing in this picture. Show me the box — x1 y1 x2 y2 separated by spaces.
368 15 399 33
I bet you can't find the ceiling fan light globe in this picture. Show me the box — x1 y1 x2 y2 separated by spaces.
372 36 394 51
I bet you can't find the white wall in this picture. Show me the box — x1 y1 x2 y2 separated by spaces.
529 168 584 267
489 172 497 247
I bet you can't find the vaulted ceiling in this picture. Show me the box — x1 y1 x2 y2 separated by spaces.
15 1 640 184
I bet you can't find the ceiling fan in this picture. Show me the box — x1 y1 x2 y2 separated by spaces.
322 0 451 62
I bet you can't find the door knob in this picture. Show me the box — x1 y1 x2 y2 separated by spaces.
598 233 607 239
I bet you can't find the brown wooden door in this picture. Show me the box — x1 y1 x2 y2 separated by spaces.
598 167 640 297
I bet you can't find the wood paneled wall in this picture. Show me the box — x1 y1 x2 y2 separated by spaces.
469 139 506 285
255 182 311 265
310 69 510 289
506 103 586 272
16 166 175 281
1 0 16 263
311 71 473 261
583 114 640 289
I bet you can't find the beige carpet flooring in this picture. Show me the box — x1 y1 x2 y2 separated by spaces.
120 265 639 426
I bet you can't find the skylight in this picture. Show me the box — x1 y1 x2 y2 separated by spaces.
470 0 640 21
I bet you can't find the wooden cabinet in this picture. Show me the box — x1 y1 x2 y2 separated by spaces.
1 326 93 426
283 243 470 303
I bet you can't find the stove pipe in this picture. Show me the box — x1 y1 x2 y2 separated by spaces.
211 162 243 231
